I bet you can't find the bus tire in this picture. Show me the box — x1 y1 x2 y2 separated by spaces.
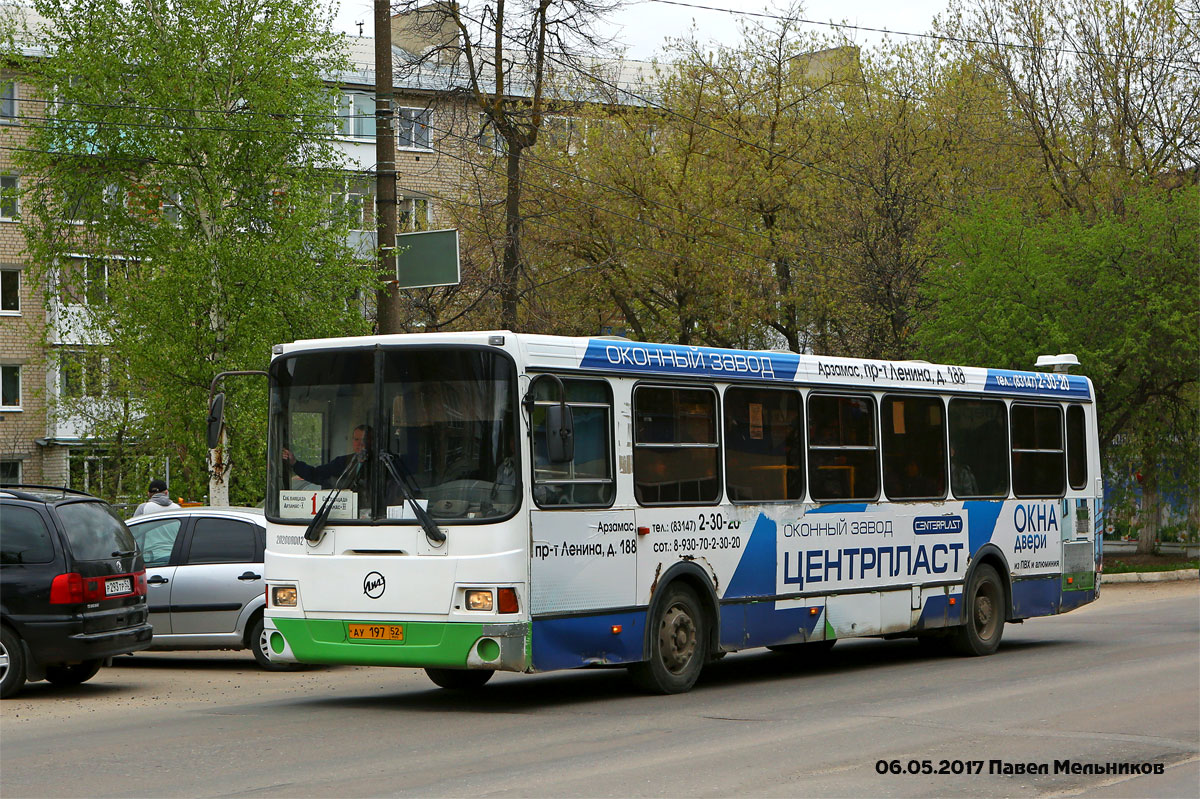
951 564 1005 656
1 626 27 699
425 668 493 690
629 583 707 694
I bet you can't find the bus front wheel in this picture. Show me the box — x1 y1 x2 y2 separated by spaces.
425 668 494 690
629 583 708 694
952 564 1005 656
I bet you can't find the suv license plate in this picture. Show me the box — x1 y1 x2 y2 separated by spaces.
348 623 404 641
105 577 132 596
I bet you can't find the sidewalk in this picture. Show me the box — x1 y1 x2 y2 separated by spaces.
1102 568 1199 584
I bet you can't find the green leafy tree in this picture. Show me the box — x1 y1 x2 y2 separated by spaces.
919 188 1199 549
8 0 377 504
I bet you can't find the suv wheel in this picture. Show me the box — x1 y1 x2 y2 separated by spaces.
44 659 103 686
1 626 27 699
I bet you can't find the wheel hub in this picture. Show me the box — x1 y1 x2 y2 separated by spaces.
659 605 696 674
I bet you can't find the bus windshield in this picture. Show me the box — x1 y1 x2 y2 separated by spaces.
267 347 519 523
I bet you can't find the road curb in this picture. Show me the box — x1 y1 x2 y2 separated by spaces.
1102 569 1199 583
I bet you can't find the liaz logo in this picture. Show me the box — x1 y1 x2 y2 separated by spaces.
363 571 386 599
914 516 963 535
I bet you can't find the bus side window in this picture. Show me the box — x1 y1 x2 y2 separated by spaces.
881 395 946 500
723 387 803 502
948 398 1009 498
1066 404 1087 490
806 394 879 502
634 386 720 505
1011 403 1065 498
531 378 615 508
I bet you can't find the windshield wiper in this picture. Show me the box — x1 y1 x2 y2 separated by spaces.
378 451 446 545
303 456 362 544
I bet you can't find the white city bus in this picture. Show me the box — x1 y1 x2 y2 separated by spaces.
259 332 1102 693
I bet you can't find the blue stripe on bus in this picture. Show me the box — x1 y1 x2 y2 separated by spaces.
983 369 1091 400
914 592 964 630
580 339 800 382
1059 587 1096 613
964 500 1004 555
1010 577 1061 618
808 503 869 514
531 612 645 671
724 513 776 599
721 601 825 650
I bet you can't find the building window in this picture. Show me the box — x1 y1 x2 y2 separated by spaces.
61 256 117 306
0 460 21 485
0 80 15 122
59 347 110 398
0 175 17 220
0 268 19 314
398 197 431 230
331 176 375 231
397 108 432 150
476 113 505 156
1 364 20 409
336 91 375 139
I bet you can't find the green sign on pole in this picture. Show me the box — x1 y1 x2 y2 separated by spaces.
394 228 461 289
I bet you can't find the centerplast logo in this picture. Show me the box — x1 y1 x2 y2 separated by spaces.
914 515 964 535
363 571 386 599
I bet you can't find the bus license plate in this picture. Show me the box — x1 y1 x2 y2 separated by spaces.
105 577 132 596
348 623 404 641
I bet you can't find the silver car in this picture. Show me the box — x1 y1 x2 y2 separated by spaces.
125 507 283 670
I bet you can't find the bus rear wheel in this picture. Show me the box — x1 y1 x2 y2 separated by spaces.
952 564 1005 656
425 668 494 690
629 583 708 694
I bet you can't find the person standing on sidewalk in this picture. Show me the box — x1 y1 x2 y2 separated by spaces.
133 479 181 516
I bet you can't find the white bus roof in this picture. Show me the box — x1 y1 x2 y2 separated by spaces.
275 331 1093 402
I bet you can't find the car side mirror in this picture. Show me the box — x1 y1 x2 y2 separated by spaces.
545 404 574 464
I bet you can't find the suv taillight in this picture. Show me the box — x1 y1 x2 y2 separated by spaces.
50 570 145 603
50 572 84 604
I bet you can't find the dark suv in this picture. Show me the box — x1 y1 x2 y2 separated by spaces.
1 485 153 698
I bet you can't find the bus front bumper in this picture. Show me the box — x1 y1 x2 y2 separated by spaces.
265 617 529 672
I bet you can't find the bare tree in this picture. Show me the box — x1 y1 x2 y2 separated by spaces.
391 1 620 330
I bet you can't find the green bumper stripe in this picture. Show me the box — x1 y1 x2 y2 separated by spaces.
274 618 513 668
1063 572 1096 591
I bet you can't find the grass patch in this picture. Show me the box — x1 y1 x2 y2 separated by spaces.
1105 558 1199 574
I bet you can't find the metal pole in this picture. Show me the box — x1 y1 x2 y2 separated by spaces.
375 0 401 333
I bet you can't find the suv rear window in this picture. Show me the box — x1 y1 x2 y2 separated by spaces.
54 501 136 561
0 505 56 564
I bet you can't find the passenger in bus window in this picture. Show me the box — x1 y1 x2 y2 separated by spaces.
951 446 979 496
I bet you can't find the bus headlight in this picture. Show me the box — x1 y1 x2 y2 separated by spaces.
271 585 298 607
465 589 493 611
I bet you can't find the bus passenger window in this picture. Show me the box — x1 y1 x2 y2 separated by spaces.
634 387 720 505
948 398 1009 498
881 395 946 500
1011 403 1065 498
806 394 878 502
723 387 803 502
530 378 614 507
1066 404 1087 490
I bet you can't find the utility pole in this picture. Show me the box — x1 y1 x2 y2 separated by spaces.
375 0 402 333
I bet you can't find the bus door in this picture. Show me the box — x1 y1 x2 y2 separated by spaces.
528 376 637 669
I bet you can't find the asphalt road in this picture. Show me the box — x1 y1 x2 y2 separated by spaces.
2 581 1197 798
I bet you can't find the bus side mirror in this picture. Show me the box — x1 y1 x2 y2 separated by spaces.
206 392 225 449
546 404 574 464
